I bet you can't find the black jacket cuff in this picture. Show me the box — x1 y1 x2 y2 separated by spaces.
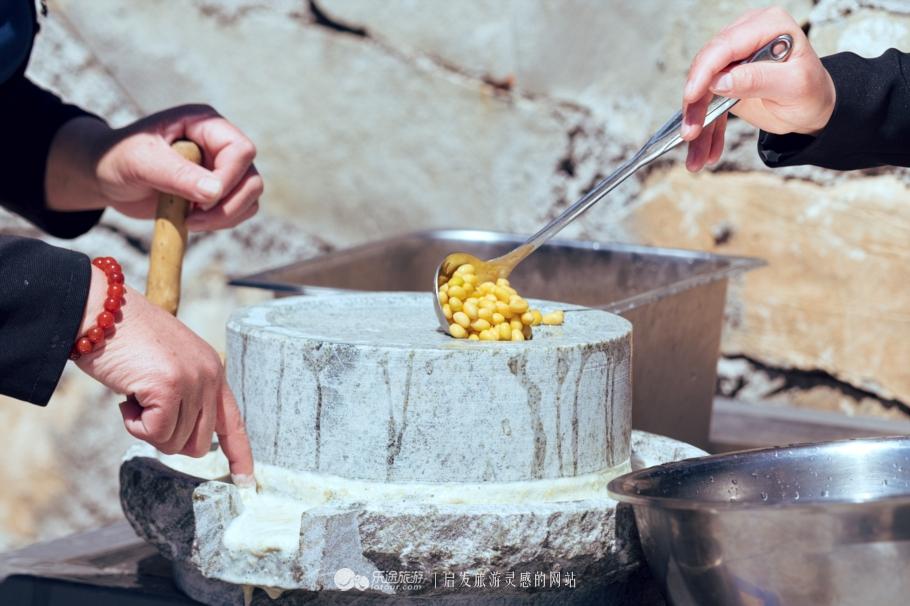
0 237 91 405
759 50 910 170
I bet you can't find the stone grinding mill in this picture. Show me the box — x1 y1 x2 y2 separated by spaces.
119 144 704 604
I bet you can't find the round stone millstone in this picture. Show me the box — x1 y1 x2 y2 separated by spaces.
226 292 633 483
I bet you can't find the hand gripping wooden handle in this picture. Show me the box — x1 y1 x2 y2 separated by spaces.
146 140 201 315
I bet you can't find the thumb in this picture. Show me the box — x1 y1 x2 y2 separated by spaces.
709 62 799 102
129 140 223 206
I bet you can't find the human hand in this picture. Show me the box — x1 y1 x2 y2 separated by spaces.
680 7 836 171
47 105 263 231
74 264 254 483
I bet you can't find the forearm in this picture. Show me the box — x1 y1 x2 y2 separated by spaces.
0 75 105 237
45 116 113 212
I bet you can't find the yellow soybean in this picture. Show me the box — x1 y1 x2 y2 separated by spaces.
509 298 529 314
438 270 562 341
453 311 471 328
463 300 479 320
471 319 491 332
542 310 565 325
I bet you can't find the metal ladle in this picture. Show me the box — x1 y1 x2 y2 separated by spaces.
434 34 793 333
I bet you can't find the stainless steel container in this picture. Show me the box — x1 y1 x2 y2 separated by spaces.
230 229 762 449
608 436 910 606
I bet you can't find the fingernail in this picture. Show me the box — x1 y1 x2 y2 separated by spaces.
681 122 693 139
196 176 222 198
712 74 733 93
231 473 257 490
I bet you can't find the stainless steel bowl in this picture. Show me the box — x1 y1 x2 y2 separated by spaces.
608 436 910 606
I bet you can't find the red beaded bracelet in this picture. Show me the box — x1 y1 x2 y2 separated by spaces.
70 256 126 360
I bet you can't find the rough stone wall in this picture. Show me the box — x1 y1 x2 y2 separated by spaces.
0 0 907 549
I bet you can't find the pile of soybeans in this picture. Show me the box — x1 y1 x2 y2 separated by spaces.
437 263 563 340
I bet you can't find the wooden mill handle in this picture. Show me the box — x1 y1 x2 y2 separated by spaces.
145 140 202 315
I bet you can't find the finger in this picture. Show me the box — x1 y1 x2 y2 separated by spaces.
681 91 712 141
709 61 809 102
189 199 260 233
181 385 218 458
162 403 200 455
119 398 146 438
183 116 257 211
216 381 255 484
128 139 225 207
683 7 799 105
178 407 209 457
186 166 263 231
159 380 205 454
686 122 716 172
181 409 216 458
119 395 179 446
706 113 728 166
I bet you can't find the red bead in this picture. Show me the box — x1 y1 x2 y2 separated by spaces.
103 297 122 312
97 311 115 328
76 337 93 354
92 258 106 268
108 271 124 284
107 283 125 298
103 256 116 266
87 326 105 344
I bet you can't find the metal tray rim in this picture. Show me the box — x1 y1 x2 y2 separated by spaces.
229 228 766 312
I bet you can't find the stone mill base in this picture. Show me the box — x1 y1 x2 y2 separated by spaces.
120 431 702 605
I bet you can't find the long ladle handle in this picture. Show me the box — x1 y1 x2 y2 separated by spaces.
511 34 793 266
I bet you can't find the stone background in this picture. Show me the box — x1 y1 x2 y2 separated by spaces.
1 0 907 550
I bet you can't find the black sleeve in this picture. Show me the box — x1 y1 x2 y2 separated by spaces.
0 74 105 238
758 49 910 170
0 236 91 405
